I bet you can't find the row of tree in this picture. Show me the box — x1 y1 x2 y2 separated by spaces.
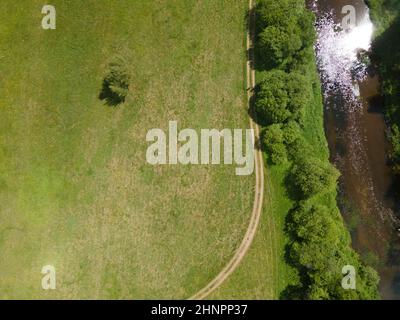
255 0 380 299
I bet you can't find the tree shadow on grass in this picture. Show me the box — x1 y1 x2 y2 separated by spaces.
98 79 125 107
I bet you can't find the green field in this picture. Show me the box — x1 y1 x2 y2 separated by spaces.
0 0 260 299
209 68 327 300
209 163 295 299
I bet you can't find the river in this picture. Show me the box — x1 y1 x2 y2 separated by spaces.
309 0 400 299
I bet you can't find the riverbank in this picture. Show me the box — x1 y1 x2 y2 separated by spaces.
368 0 400 194
311 0 399 299
251 0 379 299
367 0 400 298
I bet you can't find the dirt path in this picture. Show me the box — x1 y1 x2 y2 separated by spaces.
188 0 264 300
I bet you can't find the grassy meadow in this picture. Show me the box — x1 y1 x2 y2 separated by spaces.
0 0 261 299
209 69 328 299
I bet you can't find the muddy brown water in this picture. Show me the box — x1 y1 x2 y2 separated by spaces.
309 0 400 299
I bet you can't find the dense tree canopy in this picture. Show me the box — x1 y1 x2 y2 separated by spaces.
256 0 315 69
255 71 311 124
258 26 302 68
263 124 287 164
255 70 290 124
290 156 340 199
282 121 302 145
286 201 380 300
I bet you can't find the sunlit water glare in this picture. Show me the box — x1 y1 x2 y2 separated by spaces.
311 1 397 226
313 2 374 109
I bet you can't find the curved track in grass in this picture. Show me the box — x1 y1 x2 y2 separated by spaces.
189 0 264 300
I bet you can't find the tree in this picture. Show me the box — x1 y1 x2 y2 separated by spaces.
258 26 302 68
255 70 310 125
263 124 287 164
288 202 343 272
255 0 315 70
296 10 316 50
289 202 333 241
356 265 380 300
255 0 380 301
282 121 301 145
255 70 291 124
286 72 311 121
287 200 380 300
290 157 340 199
256 0 305 31
281 121 312 160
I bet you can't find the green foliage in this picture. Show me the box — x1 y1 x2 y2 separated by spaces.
290 156 340 199
255 0 380 299
288 202 333 241
255 0 315 70
258 26 302 68
282 121 301 145
366 0 400 32
282 121 312 160
256 70 290 124
256 0 303 30
255 70 311 124
263 124 287 164
391 124 400 163
263 121 304 164
286 72 311 123
369 0 400 186
286 200 380 300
